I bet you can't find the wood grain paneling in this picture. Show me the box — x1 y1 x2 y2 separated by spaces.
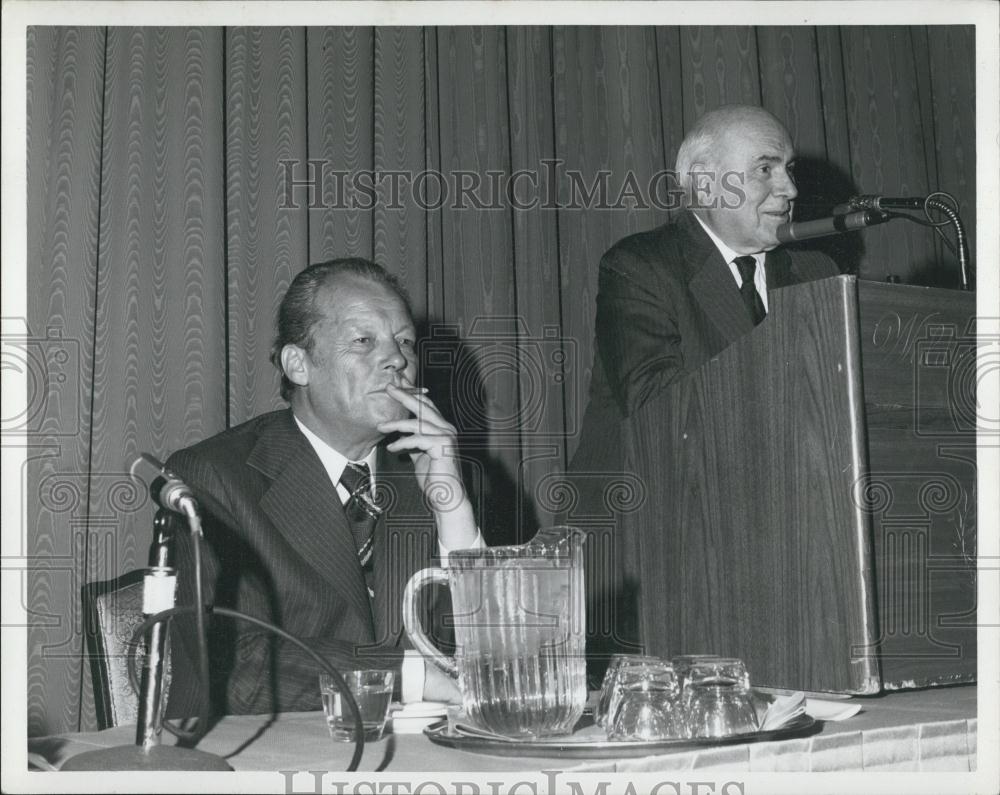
552 25 606 468
856 281 976 417
815 28 852 173
927 26 976 287
757 27 826 159
170 30 228 450
506 27 564 533
422 27 446 327
435 27 515 321
910 27 941 198
25 24 978 733
226 27 308 423
807 26 871 274
307 26 374 263
87 28 226 736
627 277 880 693
373 27 428 319
26 24 106 737
625 277 976 691
434 26 520 544
862 433 977 687
654 26 686 221
681 26 761 123
757 26 844 269
855 281 976 687
841 28 936 283
553 27 670 462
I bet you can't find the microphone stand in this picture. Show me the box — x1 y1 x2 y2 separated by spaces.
836 193 973 290
61 451 365 771
924 194 972 290
135 510 179 751
62 509 232 771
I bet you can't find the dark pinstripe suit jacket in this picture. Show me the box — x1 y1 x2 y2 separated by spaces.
567 213 840 660
164 409 438 717
570 211 841 497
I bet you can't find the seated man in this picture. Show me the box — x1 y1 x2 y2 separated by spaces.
570 104 841 664
166 258 480 717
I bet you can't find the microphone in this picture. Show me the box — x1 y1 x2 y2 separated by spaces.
833 194 927 213
776 209 891 243
130 453 198 515
61 455 231 771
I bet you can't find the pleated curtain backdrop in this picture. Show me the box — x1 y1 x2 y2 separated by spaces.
25 25 975 735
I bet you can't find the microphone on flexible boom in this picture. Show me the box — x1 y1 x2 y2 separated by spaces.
60 454 230 771
776 209 891 243
130 453 198 515
833 194 927 213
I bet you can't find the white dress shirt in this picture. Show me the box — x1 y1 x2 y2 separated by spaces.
693 214 769 312
293 415 483 562
294 415 481 701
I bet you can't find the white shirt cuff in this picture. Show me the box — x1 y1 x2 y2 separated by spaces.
436 527 485 566
401 650 426 703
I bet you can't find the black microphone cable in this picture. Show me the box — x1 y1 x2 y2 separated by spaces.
125 523 367 771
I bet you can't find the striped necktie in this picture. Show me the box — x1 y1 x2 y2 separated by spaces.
339 462 381 568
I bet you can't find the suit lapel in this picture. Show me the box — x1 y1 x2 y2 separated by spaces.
248 411 374 636
765 247 797 290
681 214 755 345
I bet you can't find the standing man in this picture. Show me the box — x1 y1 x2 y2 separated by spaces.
570 104 840 662
166 258 480 717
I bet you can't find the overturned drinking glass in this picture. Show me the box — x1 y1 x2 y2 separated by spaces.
595 654 664 730
606 659 684 741
671 653 723 692
682 657 758 738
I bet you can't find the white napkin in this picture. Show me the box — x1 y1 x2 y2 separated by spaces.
391 701 449 734
804 698 862 722
760 691 862 729
759 691 807 730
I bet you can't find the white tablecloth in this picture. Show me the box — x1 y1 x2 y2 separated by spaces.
29 684 977 773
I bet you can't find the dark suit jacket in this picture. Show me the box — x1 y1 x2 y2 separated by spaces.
570 211 841 494
567 213 840 661
164 409 438 718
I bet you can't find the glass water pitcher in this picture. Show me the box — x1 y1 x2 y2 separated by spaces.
402 526 587 738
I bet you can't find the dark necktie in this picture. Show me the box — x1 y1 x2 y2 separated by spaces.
733 255 767 325
339 462 381 569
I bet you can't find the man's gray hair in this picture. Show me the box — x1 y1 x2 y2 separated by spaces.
674 104 785 203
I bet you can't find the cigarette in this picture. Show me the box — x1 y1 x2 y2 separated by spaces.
388 385 429 394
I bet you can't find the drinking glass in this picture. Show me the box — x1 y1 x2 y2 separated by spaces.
671 653 723 692
606 661 684 741
682 658 758 738
319 669 395 742
595 654 662 729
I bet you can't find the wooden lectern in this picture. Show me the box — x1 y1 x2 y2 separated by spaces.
623 275 977 694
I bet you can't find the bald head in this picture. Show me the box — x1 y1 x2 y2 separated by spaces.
674 104 798 254
675 105 790 190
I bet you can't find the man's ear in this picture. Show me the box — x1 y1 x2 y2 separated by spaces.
687 159 719 208
280 344 310 388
